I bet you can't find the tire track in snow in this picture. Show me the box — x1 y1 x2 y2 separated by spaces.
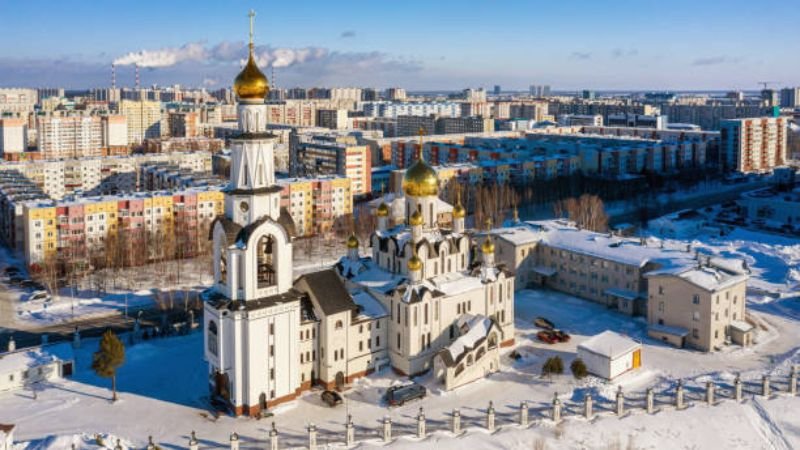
749 397 791 450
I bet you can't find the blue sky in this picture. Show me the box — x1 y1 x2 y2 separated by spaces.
0 0 797 90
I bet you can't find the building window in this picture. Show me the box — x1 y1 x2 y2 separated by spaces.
359 341 363 352
693 311 700 321
692 295 700 305
269 323 275 335
658 286 664 295
270 368 275 380
397 333 401 349
376 336 380 347
335 320 343 330
692 329 699 339
269 345 274 357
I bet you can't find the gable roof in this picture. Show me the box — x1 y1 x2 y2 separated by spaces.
295 269 358 316
578 330 640 360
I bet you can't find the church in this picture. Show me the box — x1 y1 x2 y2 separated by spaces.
203 12 515 416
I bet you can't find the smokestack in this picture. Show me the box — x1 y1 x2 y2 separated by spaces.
111 63 116 90
135 63 140 91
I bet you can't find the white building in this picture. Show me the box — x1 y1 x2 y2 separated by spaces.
433 314 502 390
0 118 27 157
576 330 641 379
362 101 461 119
0 343 74 393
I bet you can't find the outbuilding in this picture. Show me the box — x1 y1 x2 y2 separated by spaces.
0 343 74 393
576 330 641 380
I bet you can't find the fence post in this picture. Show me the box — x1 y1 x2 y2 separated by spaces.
188 431 198 450
6 336 14 352
615 386 625 416
452 409 461 435
762 375 770 398
646 387 655 414
706 381 715 405
114 439 123 450
345 415 354 447
146 436 156 450
675 380 685 409
269 422 279 450
552 393 562 423
519 401 529 426
307 424 317 450
734 374 742 402
417 407 426 439
486 401 496 432
229 432 239 450
72 328 81 349
382 417 392 442
790 366 797 396
583 392 593 419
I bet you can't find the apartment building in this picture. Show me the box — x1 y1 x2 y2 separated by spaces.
294 136 371 196
119 99 162 144
21 188 224 267
0 118 27 159
435 116 494 135
167 111 201 137
316 109 349 130
279 176 353 236
35 114 128 159
491 220 751 352
719 117 788 173
0 171 49 251
780 87 800 108
0 89 37 114
362 102 461 119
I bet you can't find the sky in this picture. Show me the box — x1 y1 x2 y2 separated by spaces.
0 0 798 91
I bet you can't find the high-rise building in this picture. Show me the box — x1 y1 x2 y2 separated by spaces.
761 89 779 107
294 135 371 195
36 114 128 159
529 85 551 98
720 117 788 173
316 109 349 130
0 89 37 114
780 87 800 108
435 116 494 135
361 88 379 101
461 88 487 103
167 111 201 137
384 87 407 101
493 85 501 95
582 90 596 100
0 118 28 159
36 88 64 101
119 99 162 144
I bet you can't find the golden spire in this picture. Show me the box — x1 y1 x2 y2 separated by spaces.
453 189 465 219
234 9 269 101
481 217 494 254
346 231 359 249
417 127 426 161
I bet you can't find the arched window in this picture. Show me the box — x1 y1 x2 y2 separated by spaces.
335 320 344 330
207 321 219 356
476 346 486 361
488 332 498 349
467 354 473 366
429 203 434 226
257 235 276 288
455 363 465 376
499 285 503 303
219 255 227 285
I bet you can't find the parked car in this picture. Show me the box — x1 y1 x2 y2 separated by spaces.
3 267 20 275
26 290 51 303
536 330 559 344
385 383 426 407
534 317 555 330
553 330 571 343
321 390 343 407
8 275 25 286
20 280 43 290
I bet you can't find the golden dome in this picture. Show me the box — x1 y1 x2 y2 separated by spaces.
402 158 438 197
409 209 424 226
481 235 495 254
376 201 390 217
407 253 423 272
346 233 359 249
234 49 269 101
453 201 465 219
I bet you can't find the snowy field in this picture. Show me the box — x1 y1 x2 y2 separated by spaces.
2 287 798 449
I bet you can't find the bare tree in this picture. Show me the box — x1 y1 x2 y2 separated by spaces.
554 194 609 232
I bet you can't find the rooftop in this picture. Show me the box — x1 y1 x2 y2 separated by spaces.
577 330 641 360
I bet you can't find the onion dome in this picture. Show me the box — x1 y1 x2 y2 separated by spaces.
346 233 359 249
402 159 438 197
481 235 495 254
409 209 424 226
453 199 465 219
407 252 423 272
376 201 390 217
234 12 269 101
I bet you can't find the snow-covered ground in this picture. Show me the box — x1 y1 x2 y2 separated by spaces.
2 287 798 449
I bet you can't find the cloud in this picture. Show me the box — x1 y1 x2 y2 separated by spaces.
612 48 638 58
569 52 591 60
340 30 356 38
113 42 207 68
692 55 741 66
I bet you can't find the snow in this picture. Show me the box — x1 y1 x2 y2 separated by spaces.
428 272 484 297
0 344 71 374
351 289 388 319
577 331 640 360
444 315 491 362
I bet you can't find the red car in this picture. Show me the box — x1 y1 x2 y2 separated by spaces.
536 330 559 344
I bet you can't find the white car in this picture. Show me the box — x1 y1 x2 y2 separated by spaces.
26 290 51 303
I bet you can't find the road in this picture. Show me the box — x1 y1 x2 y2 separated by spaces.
608 179 769 226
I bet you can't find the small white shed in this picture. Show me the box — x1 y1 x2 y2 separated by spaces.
577 330 641 380
0 343 74 393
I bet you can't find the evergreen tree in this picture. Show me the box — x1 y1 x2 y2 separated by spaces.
541 356 564 378
570 358 588 379
92 329 126 401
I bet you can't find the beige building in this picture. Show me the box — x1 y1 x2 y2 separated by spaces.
492 220 751 352
720 117 788 173
120 99 162 144
0 118 27 158
646 260 751 351
0 88 37 114
36 114 127 159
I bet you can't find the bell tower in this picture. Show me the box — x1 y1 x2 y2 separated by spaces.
225 9 281 227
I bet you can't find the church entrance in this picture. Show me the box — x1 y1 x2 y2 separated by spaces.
214 371 230 400
335 371 345 391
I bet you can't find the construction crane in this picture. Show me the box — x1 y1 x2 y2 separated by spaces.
758 81 779 90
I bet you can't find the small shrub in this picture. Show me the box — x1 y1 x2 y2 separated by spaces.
570 358 588 379
542 356 564 377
